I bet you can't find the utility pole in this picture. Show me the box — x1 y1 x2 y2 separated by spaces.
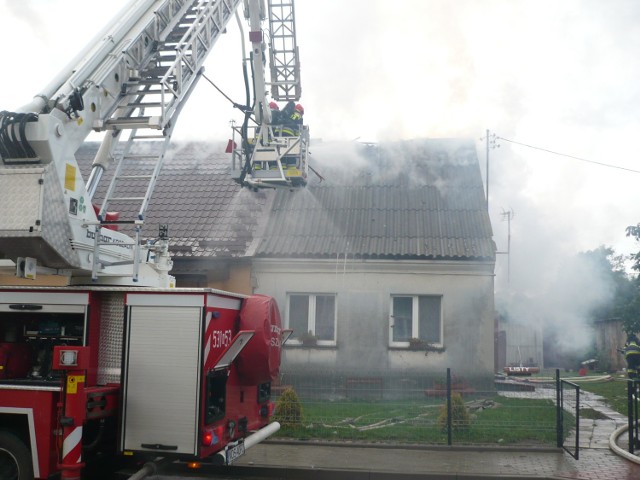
497 209 514 285
484 130 500 211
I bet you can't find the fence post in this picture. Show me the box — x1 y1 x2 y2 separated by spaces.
631 379 638 453
629 380 635 453
446 367 452 446
555 369 562 448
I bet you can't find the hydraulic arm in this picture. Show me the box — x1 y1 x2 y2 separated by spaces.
0 0 240 286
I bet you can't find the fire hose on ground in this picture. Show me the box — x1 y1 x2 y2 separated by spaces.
126 422 281 479
610 425 640 464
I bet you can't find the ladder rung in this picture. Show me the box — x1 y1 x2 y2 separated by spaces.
116 174 154 179
104 118 162 129
109 197 145 201
127 102 165 108
131 134 166 140
123 154 160 159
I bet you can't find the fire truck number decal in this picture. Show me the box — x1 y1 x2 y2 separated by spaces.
212 329 233 349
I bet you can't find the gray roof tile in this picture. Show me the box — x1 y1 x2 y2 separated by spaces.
76 138 494 261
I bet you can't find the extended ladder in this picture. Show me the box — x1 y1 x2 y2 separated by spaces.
268 0 302 101
90 0 241 280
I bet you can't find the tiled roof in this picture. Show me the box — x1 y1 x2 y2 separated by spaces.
255 139 495 260
75 138 494 262
76 142 271 259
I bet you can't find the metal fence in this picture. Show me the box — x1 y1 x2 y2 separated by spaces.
271 368 576 448
559 377 580 459
627 379 640 453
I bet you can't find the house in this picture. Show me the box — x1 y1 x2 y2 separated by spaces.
249 140 496 385
3 138 496 388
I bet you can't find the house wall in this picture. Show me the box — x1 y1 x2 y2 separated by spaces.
207 264 253 295
252 258 495 377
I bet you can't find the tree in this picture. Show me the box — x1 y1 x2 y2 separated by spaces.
627 224 640 273
579 246 634 322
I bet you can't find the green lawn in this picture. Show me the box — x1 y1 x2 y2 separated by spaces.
274 395 563 446
575 377 630 415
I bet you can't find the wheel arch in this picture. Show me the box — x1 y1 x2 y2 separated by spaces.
0 409 40 478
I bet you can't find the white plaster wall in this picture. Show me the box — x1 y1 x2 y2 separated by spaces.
253 258 495 376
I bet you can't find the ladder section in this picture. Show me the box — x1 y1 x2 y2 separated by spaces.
92 133 170 281
102 0 241 132
268 0 301 101
96 134 169 223
89 0 241 280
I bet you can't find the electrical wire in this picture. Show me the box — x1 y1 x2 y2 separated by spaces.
497 136 640 175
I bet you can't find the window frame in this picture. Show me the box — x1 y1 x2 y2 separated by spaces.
389 294 443 348
286 292 337 346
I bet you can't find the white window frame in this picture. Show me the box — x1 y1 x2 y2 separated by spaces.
389 294 443 348
286 293 337 346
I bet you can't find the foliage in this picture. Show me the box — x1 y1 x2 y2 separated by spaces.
577 245 640 336
273 387 303 427
437 392 471 431
627 225 640 272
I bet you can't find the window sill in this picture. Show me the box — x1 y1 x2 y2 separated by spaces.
388 345 446 353
285 343 337 349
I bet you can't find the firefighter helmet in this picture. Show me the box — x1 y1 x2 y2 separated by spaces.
269 101 279 110
294 104 304 115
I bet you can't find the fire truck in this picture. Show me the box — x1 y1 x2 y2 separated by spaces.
0 0 305 478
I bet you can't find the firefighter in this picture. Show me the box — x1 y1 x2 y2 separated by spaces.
269 101 281 124
281 103 304 137
624 333 640 379
280 103 304 168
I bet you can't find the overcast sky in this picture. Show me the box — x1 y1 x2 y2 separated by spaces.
2 0 640 306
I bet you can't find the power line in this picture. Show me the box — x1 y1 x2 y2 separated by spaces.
496 136 640 174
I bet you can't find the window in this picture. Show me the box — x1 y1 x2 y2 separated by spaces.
389 295 442 347
287 293 336 345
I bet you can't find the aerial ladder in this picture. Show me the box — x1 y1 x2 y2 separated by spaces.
0 2 297 479
230 0 309 190
0 0 306 287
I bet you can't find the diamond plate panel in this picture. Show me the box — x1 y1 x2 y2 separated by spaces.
97 292 125 384
0 168 44 231
0 165 81 268
41 164 81 267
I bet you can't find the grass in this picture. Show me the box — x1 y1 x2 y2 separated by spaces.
575 376 630 416
273 395 564 446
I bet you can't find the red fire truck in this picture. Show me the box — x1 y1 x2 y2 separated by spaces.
0 0 304 478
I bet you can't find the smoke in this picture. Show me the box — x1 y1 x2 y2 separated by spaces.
4 1 47 43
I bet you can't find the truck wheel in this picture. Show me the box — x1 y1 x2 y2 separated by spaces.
0 431 33 480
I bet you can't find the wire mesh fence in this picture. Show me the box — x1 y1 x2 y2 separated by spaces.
271 368 573 447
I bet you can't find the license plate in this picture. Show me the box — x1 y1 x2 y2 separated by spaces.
225 441 245 464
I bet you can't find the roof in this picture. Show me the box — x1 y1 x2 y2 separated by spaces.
76 142 271 259
255 139 495 260
76 138 495 262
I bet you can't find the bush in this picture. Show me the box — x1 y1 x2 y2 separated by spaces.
273 387 303 427
437 392 471 431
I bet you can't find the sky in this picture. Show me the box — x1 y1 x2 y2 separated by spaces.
2 0 640 351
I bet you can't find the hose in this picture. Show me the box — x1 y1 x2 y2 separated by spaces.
610 424 640 464
126 462 157 480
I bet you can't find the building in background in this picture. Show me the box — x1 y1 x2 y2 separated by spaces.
1 139 496 388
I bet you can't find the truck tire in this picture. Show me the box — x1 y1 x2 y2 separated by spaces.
0 431 33 480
